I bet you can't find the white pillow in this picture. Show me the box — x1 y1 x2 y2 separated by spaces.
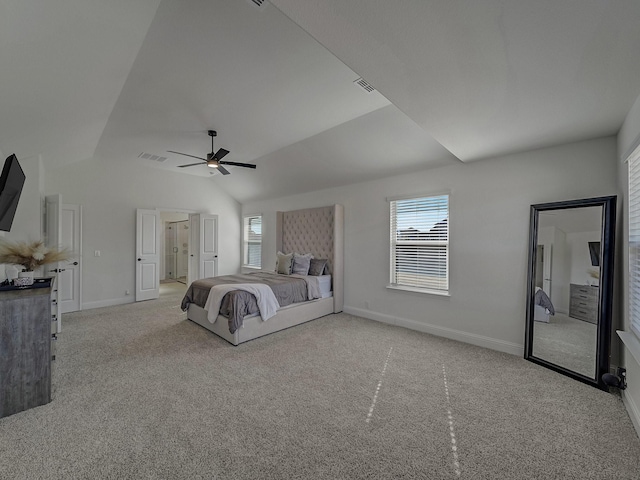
275 251 293 275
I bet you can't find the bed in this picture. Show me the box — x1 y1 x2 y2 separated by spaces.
534 287 555 323
182 204 344 345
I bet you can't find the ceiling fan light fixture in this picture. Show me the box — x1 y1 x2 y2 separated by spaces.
207 163 218 168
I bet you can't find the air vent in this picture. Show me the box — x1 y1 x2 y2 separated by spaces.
354 77 375 94
247 0 269 11
138 152 167 163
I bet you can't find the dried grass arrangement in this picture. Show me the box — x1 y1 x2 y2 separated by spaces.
0 239 71 272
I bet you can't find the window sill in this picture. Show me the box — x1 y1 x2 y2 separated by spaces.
386 284 450 297
618 330 640 366
242 265 262 270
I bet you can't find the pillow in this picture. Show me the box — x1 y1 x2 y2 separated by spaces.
276 251 293 275
308 258 328 276
292 252 314 275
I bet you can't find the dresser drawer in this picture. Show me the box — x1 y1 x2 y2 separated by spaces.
570 296 597 310
570 284 599 300
569 306 598 323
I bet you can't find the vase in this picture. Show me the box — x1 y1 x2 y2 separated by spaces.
17 271 34 286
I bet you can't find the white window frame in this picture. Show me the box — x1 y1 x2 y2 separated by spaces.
388 193 450 296
243 214 262 269
629 150 640 339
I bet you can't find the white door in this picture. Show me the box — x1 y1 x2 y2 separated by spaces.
542 243 553 296
136 209 160 301
59 204 82 313
45 194 62 333
188 213 218 282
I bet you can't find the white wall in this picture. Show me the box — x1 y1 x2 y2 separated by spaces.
619 94 640 161
243 136 618 354
44 156 241 309
618 93 640 437
566 231 601 286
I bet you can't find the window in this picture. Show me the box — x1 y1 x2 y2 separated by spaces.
243 214 262 268
629 153 640 337
389 194 449 294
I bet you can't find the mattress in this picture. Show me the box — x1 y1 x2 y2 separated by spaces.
316 274 332 298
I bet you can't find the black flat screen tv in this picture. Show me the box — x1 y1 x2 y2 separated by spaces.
0 154 26 232
588 241 601 267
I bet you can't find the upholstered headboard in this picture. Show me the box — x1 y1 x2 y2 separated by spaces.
276 205 344 313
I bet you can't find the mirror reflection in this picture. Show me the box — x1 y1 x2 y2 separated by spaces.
531 206 602 378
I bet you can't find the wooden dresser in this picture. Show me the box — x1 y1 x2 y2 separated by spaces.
0 278 54 418
569 284 599 324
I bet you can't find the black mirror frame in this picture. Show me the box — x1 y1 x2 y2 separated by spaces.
524 195 616 390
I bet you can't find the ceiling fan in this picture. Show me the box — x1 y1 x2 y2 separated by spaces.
168 130 256 175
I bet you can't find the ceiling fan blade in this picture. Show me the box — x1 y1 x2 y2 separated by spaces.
217 164 231 175
177 161 207 168
168 151 207 161
219 160 257 169
214 148 230 161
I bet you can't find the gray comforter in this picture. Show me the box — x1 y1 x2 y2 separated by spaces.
534 288 555 315
180 272 308 334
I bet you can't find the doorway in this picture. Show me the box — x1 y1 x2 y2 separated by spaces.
165 219 189 284
159 211 190 297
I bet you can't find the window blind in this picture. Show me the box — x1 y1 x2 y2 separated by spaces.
629 155 640 337
390 195 449 292
243 215 262 268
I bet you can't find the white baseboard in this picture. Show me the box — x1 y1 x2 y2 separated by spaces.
343 306 523 356
82 297 135 310
622 389 640 440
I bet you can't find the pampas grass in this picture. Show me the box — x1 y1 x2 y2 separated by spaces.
0 239 70 271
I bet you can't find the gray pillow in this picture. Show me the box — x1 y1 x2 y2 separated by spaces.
308 258 328 276
276 251 293 275
292 252 313 275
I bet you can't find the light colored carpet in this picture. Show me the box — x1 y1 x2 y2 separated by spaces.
533 312 597 377
1 288 639 479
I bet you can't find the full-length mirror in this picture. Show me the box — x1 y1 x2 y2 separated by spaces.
524 196 616 389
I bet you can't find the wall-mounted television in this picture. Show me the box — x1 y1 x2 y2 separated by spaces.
588 241 601 267
0 154 26 232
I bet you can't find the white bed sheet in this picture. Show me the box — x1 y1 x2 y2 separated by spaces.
316 275 332 298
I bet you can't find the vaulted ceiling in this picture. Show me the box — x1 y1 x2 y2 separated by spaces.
1 0 640 203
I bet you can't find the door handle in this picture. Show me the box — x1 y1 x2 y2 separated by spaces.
138 258 142 261
71 261 78 266
49 269 59 273
59 268 66 272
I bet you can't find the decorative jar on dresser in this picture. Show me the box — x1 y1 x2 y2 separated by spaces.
0 278 55 418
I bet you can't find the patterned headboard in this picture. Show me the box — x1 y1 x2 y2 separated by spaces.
276 205 344 313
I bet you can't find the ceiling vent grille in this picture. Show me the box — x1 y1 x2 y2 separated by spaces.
354 77 375 94
138 152 167 163
247 0 269 11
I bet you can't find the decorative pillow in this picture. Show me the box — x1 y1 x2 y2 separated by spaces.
308 258 328 276
292 252 314 275
276 251 293 275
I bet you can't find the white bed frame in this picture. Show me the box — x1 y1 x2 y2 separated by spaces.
187 204 344 345
534 305 550 323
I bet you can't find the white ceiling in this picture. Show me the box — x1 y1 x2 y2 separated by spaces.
272 0 640 161
1 0 640 202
